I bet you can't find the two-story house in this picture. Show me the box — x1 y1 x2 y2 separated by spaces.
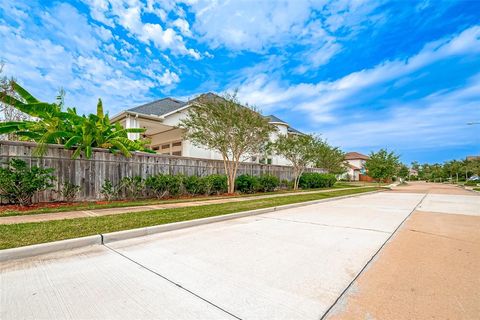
112 93 303 165
343 152 369 181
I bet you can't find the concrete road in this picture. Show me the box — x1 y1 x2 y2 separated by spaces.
1 185 474 319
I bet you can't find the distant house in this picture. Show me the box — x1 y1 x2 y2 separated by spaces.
342 152 369 181
112 93 303 165
409 168 418 177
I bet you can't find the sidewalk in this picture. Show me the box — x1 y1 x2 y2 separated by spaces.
0 187 363 225
326 182 480 319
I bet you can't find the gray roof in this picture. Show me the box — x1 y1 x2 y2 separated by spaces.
128 98 186 117
127 95 303 135
265 114 288 124
287 126 304 135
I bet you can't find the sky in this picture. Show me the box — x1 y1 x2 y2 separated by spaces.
1 0 479 164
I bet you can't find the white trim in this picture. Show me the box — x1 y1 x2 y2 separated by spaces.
159 103 193 119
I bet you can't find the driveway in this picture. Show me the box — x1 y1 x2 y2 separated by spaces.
1 183 477 319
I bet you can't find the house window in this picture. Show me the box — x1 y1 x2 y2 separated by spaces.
172 141 182 147
152 146 160 151
172 151 182 156
161 144 170 149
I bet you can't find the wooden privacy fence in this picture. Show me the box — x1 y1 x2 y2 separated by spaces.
0 140 325 202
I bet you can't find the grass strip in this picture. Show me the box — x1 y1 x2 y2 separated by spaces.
0 183 359 217
0 187 381 249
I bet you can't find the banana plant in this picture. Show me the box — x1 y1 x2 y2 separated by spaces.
0 82 153 158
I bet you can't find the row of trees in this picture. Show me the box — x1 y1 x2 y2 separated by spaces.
411 159 480 182
1 80 347 194
180 93 347 193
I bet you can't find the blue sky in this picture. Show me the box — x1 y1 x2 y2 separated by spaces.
1 0 479 164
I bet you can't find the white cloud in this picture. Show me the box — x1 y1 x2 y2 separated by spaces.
0 2 185 115
172 18 192 37
323 73 480 151
236 25 480 123
157 69 180 86
83 0 200 59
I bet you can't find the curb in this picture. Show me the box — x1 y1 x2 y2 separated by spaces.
0 235 101 262
0 189 383 261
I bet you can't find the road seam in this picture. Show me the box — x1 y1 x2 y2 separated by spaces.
257 216 390 234
319 192 429 320
103 243 242 320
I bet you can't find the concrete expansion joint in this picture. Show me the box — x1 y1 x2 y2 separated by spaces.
102 243 242 320
258 216 390 234
319 192 429 320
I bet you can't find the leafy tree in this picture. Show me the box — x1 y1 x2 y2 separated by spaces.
0 81 151 158
314 139 346 174
397 164 409 180
271 134 318 190
364 149 400 184
179 92 274 193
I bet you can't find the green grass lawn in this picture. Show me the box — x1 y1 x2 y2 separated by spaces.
0 183 359 217
0 186 380 249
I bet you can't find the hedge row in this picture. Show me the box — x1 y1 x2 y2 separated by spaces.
299 172 337 189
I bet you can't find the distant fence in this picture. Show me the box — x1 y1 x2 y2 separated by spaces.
0 140 324 202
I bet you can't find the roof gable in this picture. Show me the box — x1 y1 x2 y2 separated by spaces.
128 98 186 117
345 152 369 160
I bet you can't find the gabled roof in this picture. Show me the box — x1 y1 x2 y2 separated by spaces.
266 115 288 124
125 93 303 134
187 92 224 105
345 152 369 160
127 98 186 117
287 126 303 135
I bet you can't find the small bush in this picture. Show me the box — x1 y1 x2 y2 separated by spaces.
101 180 119 201
206 174 228 195
0 159 55 206
60 182 80 202
258 174 280 192
183 175 204 195
120 176 145 199
235 174 260 193
465 180 479 186
299 172 337 189
146 174 170 198
280 179 293 190
145 174 184 198
167 174 183 196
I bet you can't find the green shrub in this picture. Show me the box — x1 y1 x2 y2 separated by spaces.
258 174 280 192
280 179 293 190
0 159 55 206
465 180 479 186
60 182 80 202
119 176 145 199
146 174 171 198
167 175 183 196
145 174 184 198
235 174 260 193
206 174 228 194
183 175 204 195
299 172 337 189
101 180 120 201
